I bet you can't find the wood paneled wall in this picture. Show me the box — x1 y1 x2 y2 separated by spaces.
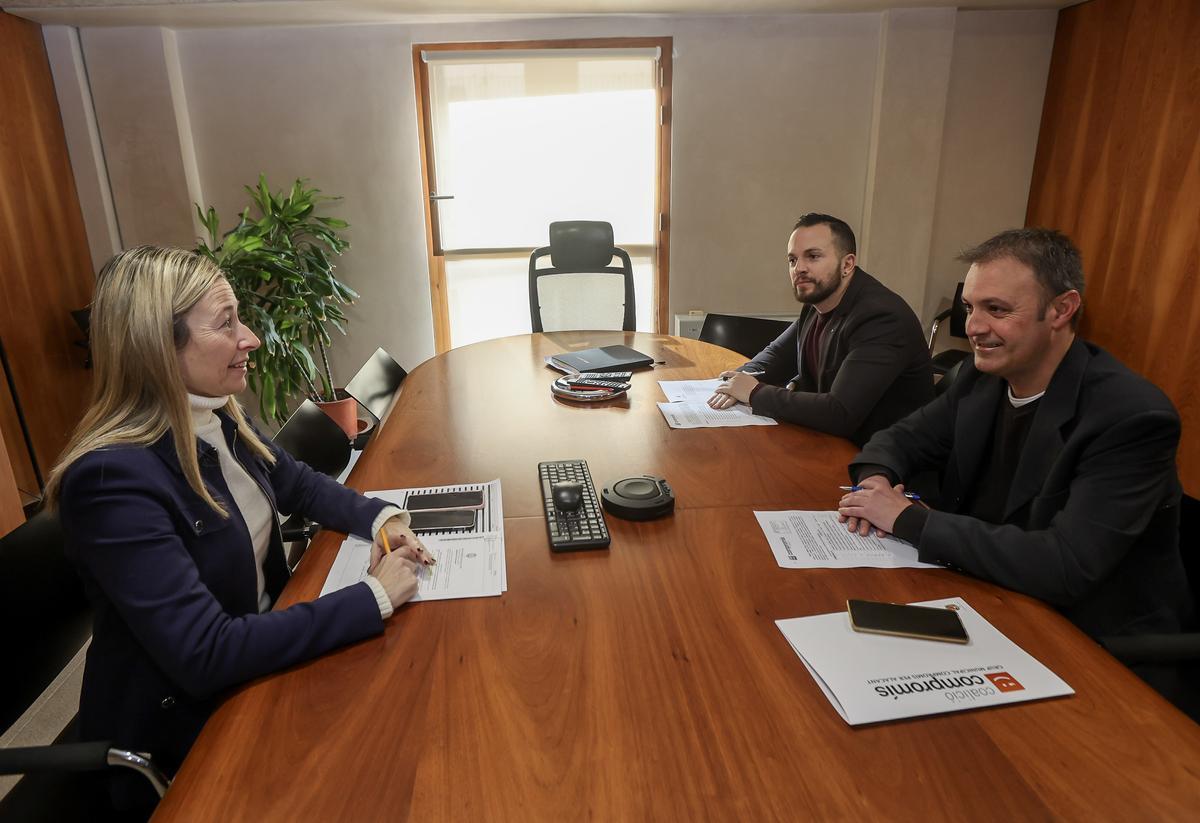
0 11 95 504
0 414 23 534
1026 0 1200 496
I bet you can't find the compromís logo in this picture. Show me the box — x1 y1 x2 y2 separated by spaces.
984 672 1024 693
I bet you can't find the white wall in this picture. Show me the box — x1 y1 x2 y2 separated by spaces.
46 8 1056 389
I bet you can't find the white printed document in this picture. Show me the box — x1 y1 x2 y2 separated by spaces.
321 531 503 602
656 379 778 428
755 510 937 569
776 598 1074 725
657 400 778 429
320 479 506 601
658 379 723 403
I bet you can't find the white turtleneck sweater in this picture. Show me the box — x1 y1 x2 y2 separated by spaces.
188 394 399 617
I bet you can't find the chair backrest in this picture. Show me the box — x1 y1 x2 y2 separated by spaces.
928 282 968 352
933 357 966 397
948 282 967 337
0 516 169 816
345 347 407 424
528 220 636 333
273 400 351 477
698 313 792 360
0 511 91 733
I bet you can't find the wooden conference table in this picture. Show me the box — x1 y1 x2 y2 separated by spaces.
155 332 1200 821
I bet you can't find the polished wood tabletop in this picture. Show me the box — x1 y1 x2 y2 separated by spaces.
155 332 1200 821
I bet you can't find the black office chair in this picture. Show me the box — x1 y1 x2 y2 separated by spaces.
345 347 407 427
927 282 970 379
273 400 352 478
933 358 965 397
529 221 636 333
272 400 353 569
0 512 169 822
70 308 92 370
1099 494 1200 722
698 313 792 360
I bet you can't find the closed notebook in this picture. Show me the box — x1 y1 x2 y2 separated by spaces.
548 345 654 374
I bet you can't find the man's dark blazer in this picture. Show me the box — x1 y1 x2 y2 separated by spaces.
742 268 933 445
851 338 1190 638
58 411 390 774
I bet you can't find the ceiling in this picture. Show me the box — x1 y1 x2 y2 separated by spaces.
5 0 1079 29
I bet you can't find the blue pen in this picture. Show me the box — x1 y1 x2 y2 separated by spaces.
839 485 921 501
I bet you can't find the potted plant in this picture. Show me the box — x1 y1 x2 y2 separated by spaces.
195 175 359 435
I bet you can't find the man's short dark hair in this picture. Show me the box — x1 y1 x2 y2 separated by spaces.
957 227 1085 328
793 213 857 258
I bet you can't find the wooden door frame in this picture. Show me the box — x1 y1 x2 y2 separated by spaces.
412 37 673 353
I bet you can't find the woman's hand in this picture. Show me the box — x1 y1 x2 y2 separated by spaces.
368 552 419 609
371 517 435 568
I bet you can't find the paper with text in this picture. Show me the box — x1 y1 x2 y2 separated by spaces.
320 479 506 601
321 531 502 602
755 510 938 569
658 378 723 403
657 400 778 429
776 598 1074 725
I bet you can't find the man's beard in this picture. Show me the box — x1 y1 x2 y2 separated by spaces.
793 275 840 305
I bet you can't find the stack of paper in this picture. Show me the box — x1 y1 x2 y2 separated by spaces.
755 510 938 569
320 479 506 602
656 379 778 428
776 598 1074 725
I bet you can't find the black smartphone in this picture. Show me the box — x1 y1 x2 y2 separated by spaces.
408 509 476 533
406 490 484 511
846 599 969 644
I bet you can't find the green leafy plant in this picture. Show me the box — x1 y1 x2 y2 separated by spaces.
195 175 357 424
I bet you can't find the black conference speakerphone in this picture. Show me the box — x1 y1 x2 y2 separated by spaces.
538 459 611 551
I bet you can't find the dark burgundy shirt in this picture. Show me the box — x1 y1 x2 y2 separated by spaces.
802 310 834 383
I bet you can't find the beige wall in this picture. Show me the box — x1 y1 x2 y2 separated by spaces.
78 26 198 249
925 10 1057 322
46 9 1056 387
42 26 121 272
859 7 956 311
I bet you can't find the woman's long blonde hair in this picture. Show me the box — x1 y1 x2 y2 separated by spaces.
44 245 275 515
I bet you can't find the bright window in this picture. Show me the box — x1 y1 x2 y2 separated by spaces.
423 48 662 346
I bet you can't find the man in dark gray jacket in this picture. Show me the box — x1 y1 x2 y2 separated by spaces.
839 228 1189 638
708 213 933 445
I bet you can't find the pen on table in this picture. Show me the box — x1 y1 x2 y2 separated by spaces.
839 485 922 501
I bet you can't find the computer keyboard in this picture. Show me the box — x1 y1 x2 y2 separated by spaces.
538 459 611 551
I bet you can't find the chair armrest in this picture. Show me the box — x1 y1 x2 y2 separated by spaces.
281 521 320 542
927 307 952 351
0 741 111 775
0 742 170 798
107 748 171 797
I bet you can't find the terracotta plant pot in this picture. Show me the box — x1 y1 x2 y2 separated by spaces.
315 390 359 440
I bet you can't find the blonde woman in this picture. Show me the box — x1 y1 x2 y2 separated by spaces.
45 246 428 812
